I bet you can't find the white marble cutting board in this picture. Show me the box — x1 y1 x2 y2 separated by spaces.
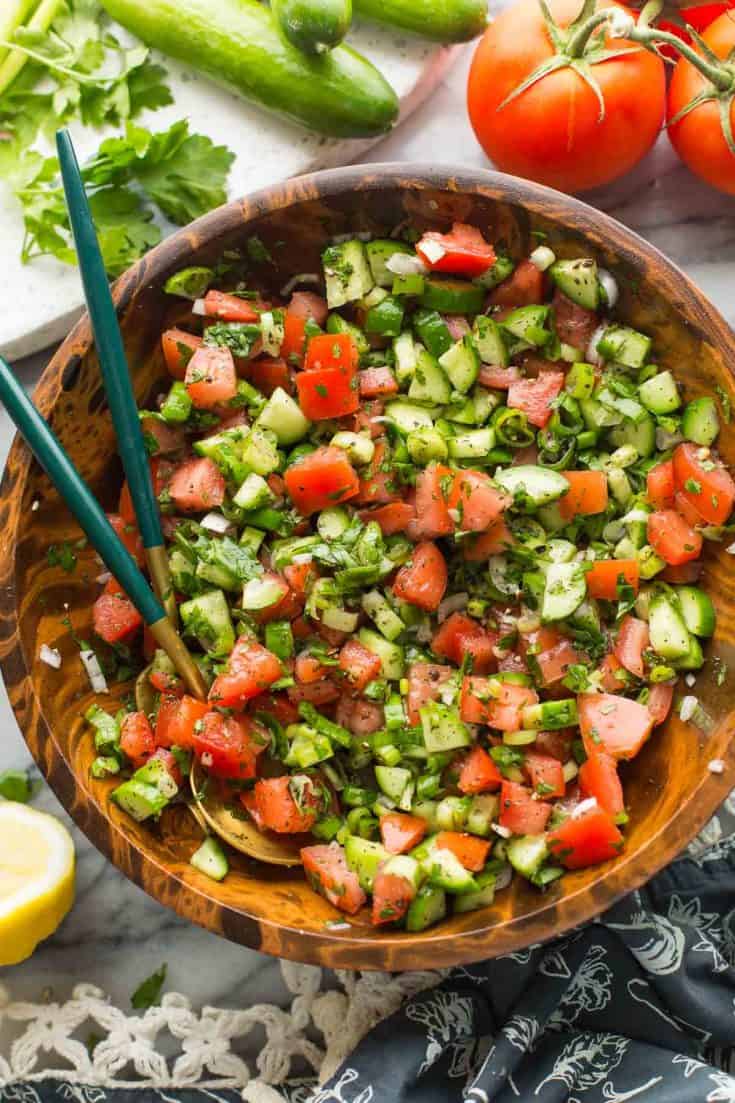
0 26 461 361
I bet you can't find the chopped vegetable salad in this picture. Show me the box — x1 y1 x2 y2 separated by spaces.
84 221 732 931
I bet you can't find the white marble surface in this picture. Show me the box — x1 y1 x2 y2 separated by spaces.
1 44 735 1016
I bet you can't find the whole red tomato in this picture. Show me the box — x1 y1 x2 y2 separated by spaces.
466 0 666 193
667 11 735 195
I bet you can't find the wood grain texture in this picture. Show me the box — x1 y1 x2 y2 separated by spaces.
2 165 735 971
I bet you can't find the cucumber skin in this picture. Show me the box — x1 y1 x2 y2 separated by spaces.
100 0 398 138
355 0 487 41
272 0 352 54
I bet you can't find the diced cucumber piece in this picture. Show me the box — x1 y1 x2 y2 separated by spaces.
472 315 509 366
549 257 599 310
85 704 122 754
568 598 601 634
169 547 199 594
607 466 632 507
195 556 239 592
284 727 333 768
638 370 680 415
408 348 452 406
361 590 405 641
522 698 578 730
638 544 666 580
164 265 213 300
406 884 447 930
393 331 418 384
331 431 375 465
393 273 425 297
420 701 471 753
344 835 389 893
361 286 388 310
466 794 500 837
672 633 705 671
597 325 652 369
436 795 471 831
233 472 274 511
681 397 720 446
424 846 477 894
366 239 413 288
439 336 480 394
419 278 484 315
607 414 656 458
502 305 551 347
545 538 576 563
649 593 691 660
383 853 423 891
193 426 249 483
453 867 499 913
326 312 369 355
542 562 586 622
265 620 295 660
133 757 179 800
580 396 621 431
495 465 569 509
366 295 404 337
407 426 449 464
308 579 360 633
375 765 412 804
676 586 715 638
260 309 285 357
473 253 515 290
358 627 405 680
241 427 280 475
91 756 121 779
384 400 436 434
190 836 229 881
565 361 596 400
111 779 168 822
507 835 549 879
256 388 311 445
322 240 373 308
160 381 193 423
447 426 496 460
413 308 453 358
242 575 287 611
317 505 351 540
180 589 235 658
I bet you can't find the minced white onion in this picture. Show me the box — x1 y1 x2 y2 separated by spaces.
291 552 315 565
621 508 650 525
31 500 40 512
586 322 608 365
437 592 469 624
80 649 107 694
447 508 461 526
279 272 320 297
39 644 62 669
727 542 735 555
493 823 511 838
419 239 445 265
494 864 513 891
331 231 372 244
201 752 214 768
201 511 232 534
385 252 428 277
191 298 207 316
656 426 683 451
679 695 698 723
572 797 598 818
416 621 433 644
530 245 556 272
96 571 112 585
708 759 725 775
685 673 696 687
516 607 541 633
598 268 619 309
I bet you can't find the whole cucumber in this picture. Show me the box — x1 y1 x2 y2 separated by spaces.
354 0 487 41
272 0 352 55
100 0 398 138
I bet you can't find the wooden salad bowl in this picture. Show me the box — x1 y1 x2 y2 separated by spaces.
2 165 734 971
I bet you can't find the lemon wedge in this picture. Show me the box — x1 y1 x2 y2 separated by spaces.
0 802 75 966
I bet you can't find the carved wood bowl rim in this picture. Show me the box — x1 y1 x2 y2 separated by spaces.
3 163 735 971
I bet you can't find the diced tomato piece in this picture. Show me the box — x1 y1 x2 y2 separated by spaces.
380 812 427 854
408 463 454 539
524 751 565 798
107 513 144 565
249 691 299 727
478 364 522 388
585 559 639 601
169 457 226 513
294 651 330 685
535 729 574 761
185 345 238 409
251 573 296 626
597 653 630 693
548 804 624 869
92 579 142 644
499 780 552 834
155 694 210 751
457 746 503 794
446 469 509 532
371 871 415 926
648 510 703 566
120 711 156 769
647 683 675 726
432 612 496 674
209 636 282 708
121 457 175 526
614 615 649 679
416 222 496 277
162 328 202 380
359 366 398 397
461 518 514 561
578 692 653 761
339 638 382 693
202 290 260 323
552 288 599 350
359 501 415 535
281 292 328 364
304 332 356 372
406 663 453 725
357 440 399 506
141 415 185 457
283 559 318 596
287 679 341 706
460 677 538 730
296 361 359 420
674 489 708 528
148 747 183 788
673 442 735 526
507 370 565 429
245 357 292 396
302 842 366 913
579 752 624 817
559 470 609 520
520 626 581 686
193 712 266 779
149 668 184 696
285 446 359 515
646 460 676 511
435 831 491 871
489 259 544 308
256 775 322 834
660 561 703 585
393 541 448 612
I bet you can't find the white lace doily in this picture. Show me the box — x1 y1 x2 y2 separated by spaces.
0 962 442 1100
